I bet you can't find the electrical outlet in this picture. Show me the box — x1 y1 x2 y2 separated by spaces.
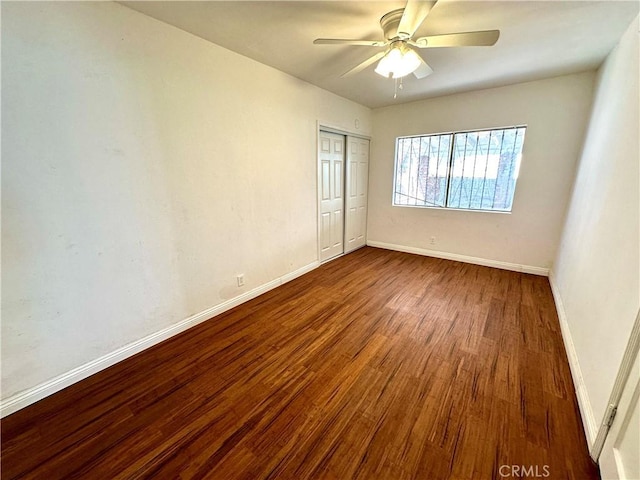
430 236 436 245
237 274 245 287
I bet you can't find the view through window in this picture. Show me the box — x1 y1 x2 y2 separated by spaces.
393 126 526 212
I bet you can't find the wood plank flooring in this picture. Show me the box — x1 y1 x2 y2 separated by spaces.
1 247 599 479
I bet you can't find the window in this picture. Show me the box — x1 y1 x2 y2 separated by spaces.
393 126 526 212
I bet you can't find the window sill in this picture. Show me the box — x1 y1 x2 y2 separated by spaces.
391 203 513 214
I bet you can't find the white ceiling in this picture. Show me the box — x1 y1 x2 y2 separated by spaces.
120 1 639 108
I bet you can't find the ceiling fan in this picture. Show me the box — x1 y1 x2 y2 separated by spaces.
313 0 500 80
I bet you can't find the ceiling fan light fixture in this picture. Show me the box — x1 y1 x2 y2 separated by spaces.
374 44 421 79
314 0 501 84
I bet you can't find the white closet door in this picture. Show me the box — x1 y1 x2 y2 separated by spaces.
345 137 369 253
599 347 639 480
599 312 640 480
319 131 345 262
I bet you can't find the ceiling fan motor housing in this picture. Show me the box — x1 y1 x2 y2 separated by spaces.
380 9 408 40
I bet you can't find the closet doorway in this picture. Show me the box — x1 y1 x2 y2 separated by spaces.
318 130 369 263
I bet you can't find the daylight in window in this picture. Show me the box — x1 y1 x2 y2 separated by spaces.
393 126 526 212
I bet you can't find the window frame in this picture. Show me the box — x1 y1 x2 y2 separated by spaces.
391 125 527 214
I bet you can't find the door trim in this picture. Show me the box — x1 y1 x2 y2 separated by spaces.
591 309 640 460
317 121 371 141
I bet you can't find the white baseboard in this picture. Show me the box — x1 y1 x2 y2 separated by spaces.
366 240 549 276
548 271 598 452
0 261 319 418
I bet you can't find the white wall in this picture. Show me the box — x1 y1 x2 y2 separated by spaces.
551 15 639 446
367 72 596 270
1 2 370 404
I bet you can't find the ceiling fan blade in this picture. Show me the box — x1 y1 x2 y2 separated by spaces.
413 55 433 79
314 38 386 47
341 51 387 77
413 30 500 48
397 0 437 38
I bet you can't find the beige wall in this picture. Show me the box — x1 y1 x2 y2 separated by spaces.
367 72 596 270
551 15 639 445
1 2 371 402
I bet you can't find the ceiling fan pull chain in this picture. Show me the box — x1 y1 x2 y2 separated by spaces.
393 77 405 99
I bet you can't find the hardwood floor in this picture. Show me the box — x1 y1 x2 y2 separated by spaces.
1 247 599 479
